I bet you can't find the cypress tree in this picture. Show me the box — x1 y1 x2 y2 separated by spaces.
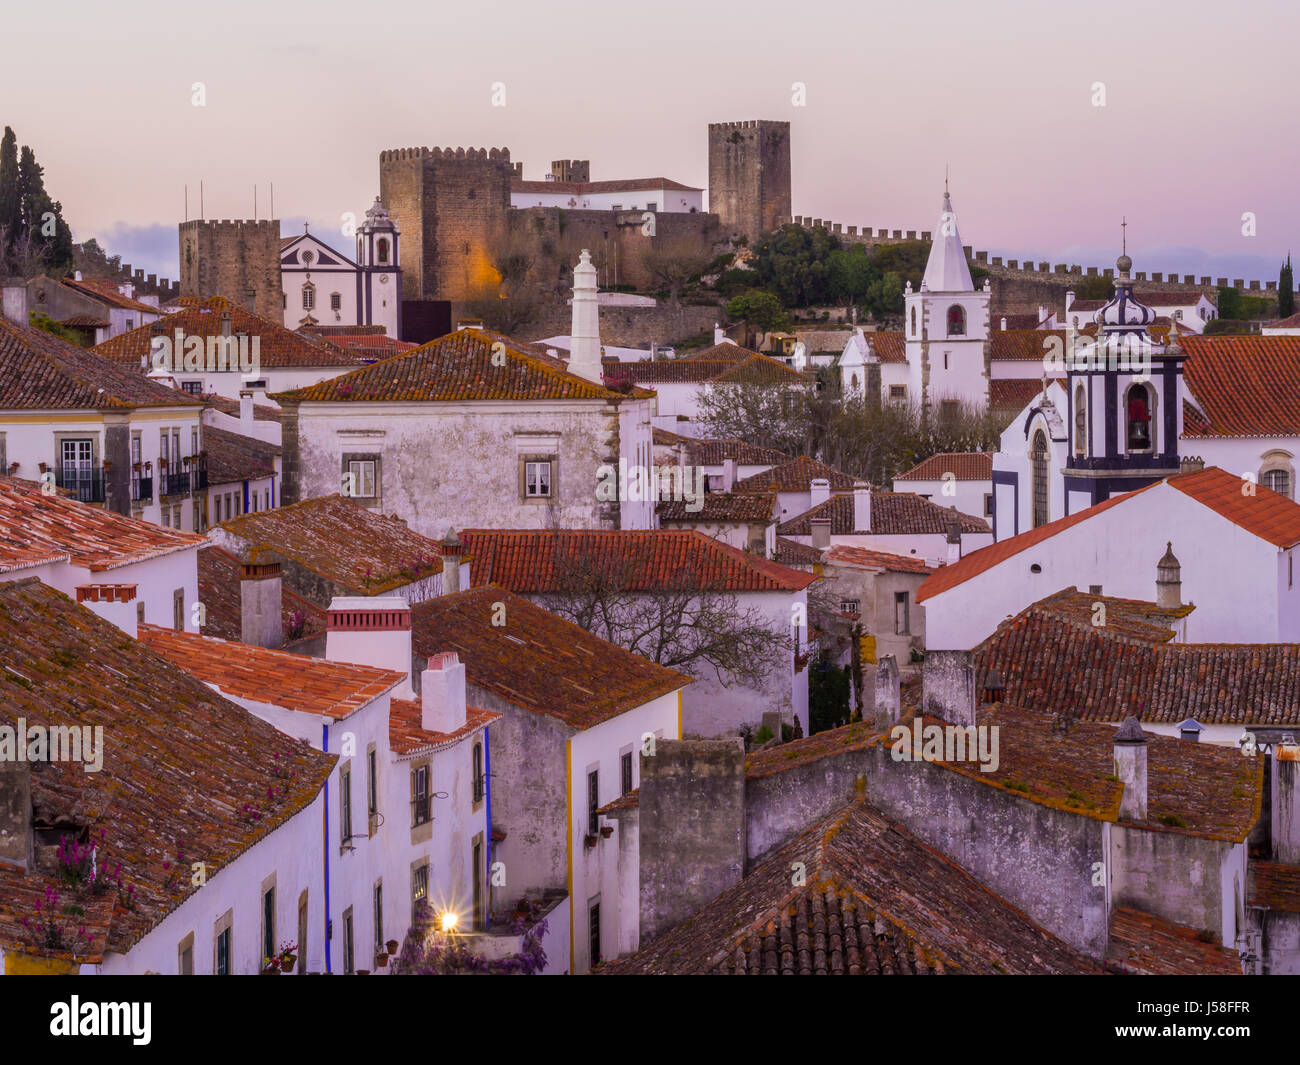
0 127 19 253
1280 255 1295 319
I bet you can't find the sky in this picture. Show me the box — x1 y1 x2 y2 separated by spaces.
5 0 1297 284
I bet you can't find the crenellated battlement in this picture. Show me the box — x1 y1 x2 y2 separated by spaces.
379 146 511 163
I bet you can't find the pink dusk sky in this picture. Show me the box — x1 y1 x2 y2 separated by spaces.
4 0 1296 283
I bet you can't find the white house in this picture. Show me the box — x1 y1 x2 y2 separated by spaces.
919 466 1300 650
1262 311 1300 336
893 452 993 526
991 379 1069 540
510 175 703 214
16 273 163 345
838 328 910 403
274 254 657 535
1065 288 1216 333
733 455 864 524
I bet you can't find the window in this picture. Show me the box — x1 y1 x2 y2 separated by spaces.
943 351 949 370
61 438 93 499
889 385 907 400
587 769 599 835
181 380 203 395
373 883 384 951
302 282 315 311
412 862 429 905
330 292 342 312
472 839 484 931
160 430 169 469
1074 384 1087 456
1263 469 1291 498
125 318 134 331
1031 428 1049 528
263 886 275 963
894 592 910 635
1174 309 1183 320
589 901 601 967
215 926 231 975
367 749 378 829
377 238 389 265
647 202 657 212
984 493 994 518
525 460 551 498
343 455 379 500
621 750 633 795
1126 384 1152 452
472 742 485 804
191 427 199 455
161 509 170 529
947 305 966 336
341 769 353 844
412 765 430 826
173 588 185 631
910 306 917 336
342 910 354 974
296 893 308 975
841 598 861 616
178 933 194 975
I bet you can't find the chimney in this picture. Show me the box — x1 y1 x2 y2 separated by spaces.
75 583 139 638
1113 717 1148 821
922 649 976 728
421 651 467 733
1272 741 1300 864
74 270 83 282
0 762 31 871
639 740 745 945
2 281 28 325
1038 304 1048 324
853 486 871 533
810 517 831 550
221 310 232 337
239 389 254 432
721 458 737 492
809 477 831 509
325 595 414 698
441 528 462 595
1156 541 1182 610
1179 456 1204 475
1065 289 1075 310
239 562 283 648
946 512 962 565
873 655 901 723
713 323 725 345
1000 316 1007 330
568 249 603 383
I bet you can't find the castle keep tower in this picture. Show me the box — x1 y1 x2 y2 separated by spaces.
707 120 791 243
178 219 282 318
378 146 515 302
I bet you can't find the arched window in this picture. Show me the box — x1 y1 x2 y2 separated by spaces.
850 372 860 393
301 282 315 311
1074 385 1087 456
1126 383 1152 452
1031 428 1049 528
910 306 917 336
947 305 966 336
377 237 389 265
1260 450 1296 499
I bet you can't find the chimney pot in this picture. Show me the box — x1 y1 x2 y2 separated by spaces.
421 651 467 733
240 561 283 648
1113 716 1149 821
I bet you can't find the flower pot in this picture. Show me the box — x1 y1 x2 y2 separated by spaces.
356 969 370 976
374 953 388 968
600 826 613 839
386 939 398 955
281 955 297 970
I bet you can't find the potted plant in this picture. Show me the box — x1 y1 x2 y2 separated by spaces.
102 460 112 473
386 939 399 955
600 825 614 839
38 461 49 473
583 832 598 850
7 461 17 474
131 461 142 472
374 952 389 968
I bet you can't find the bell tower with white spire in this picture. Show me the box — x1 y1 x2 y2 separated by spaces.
904 183 990 413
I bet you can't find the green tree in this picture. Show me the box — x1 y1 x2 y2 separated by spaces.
1217 286 1242 321
0 127 18 252
1072 274 1114 300
749 224 839 306
809 656 851 734
725 288 790 348
827 245 876 309
1280 255 1294 319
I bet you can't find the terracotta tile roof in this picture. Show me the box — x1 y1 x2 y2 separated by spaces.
651 429 790 467
139 624 405 719
409 588 692 730
389 699 499 756
197 544 326 642
774 536 823 567
1268 311 1300 328
997 313 1048 330
1181 335 1300 438
610 345 809 387
976 590 1300 726
61 278 160 316
990 377 1059 411
597 788 640 815
895 452 993 482
1105 906 1241 975
203 394 282 422
1250 862 1300 912
734 455 858 493
0 578 336 962
512 176 701 195
214 494 447 595
989 329 1066 361
311 333 420 359
461 529 816 593
93 296 364 369
1168 465 1300 548
657 490 777 523
779 491 989 537
823 545 936 575
676 343 750 364
0 474 203 572
602 800 1098 974
0 316 204 411
274 327 649 403
60 314 110 328
872 704 1263 841
865 331 907 363
745 720 889 780
202 425 278 485
917 483 1159 603
610 360 742 385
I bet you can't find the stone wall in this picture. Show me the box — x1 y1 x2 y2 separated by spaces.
708 121 792 243
178 219 282 318
516 301 721 348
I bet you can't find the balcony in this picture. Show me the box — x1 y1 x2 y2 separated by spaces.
54 469 105 504
160 462 207 497
131 475 153 503
411 794 433 827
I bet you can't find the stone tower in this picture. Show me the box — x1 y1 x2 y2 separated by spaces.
377 146 515 302
178 219 282 318
707 120 791 243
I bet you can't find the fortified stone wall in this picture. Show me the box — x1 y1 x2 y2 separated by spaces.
708 121 791 243
178 219 282 317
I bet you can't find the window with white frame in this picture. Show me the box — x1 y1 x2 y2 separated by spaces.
525 460 551 498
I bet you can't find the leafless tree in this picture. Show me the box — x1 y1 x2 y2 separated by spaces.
639 235 713 306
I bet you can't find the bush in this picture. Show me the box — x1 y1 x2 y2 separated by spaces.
754 724 774 745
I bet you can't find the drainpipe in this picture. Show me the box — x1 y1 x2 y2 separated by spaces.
322 722 332 974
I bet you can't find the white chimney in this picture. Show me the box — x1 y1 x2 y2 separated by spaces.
74 270 83 282
722 458 737 492
810 518 831 550
714 323 725 345
2 282 28 325
1064 289 1075 311
853 486 871 532
809 477 831 509
240 562 282 648
421 651 467 733
1038 304 1048 324
568 249 603 383
441 528 462 596
76 584 139 638
325 596 414 698
1000 316 1007 330
239 389 254 432
1113 717 1148 821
